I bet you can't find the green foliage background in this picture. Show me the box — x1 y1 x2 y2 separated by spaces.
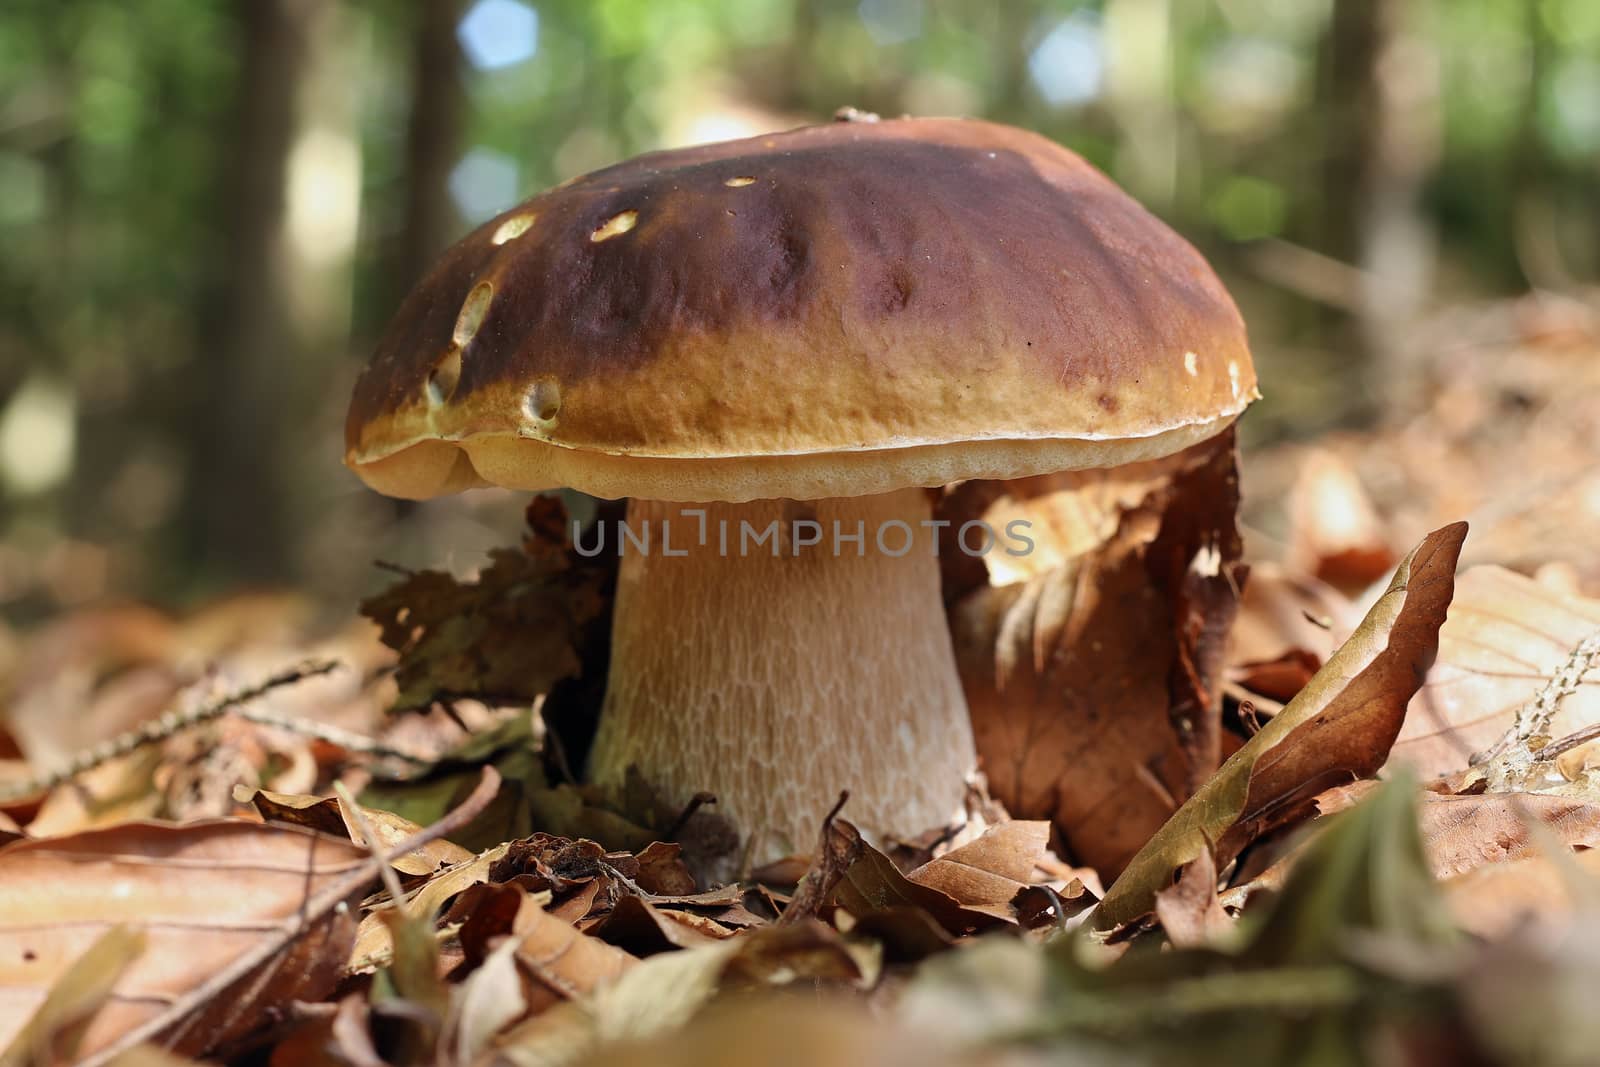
1 0 1596 618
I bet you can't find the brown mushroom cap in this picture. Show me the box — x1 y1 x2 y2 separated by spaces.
346 117 1257 503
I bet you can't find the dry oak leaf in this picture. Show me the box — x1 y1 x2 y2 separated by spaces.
947 433 1245 879
0 819 373 1063
361 498 610 713
1094 522 1466 932
1387 565 1600 779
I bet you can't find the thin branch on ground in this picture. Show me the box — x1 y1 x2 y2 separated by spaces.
0 659 428 803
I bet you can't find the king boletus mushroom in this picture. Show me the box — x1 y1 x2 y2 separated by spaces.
345 117 1257 865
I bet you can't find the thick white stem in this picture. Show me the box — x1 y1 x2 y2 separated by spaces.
587 488 976 864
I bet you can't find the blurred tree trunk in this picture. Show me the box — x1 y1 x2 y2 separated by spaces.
380 0 466 523
186 0 363 587
1511 2 1568 291
393 0 466 300
186 0 309 584
1317 0 1438 388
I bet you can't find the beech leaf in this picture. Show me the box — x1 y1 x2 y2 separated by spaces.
0 820 372 1062
1094 522 1466 931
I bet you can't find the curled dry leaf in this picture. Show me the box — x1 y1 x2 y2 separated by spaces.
509 891 637 1013
450 937 527 1066
0 820 373 1062
241 787 472 875
589 896 733 955
353 828 738 982
1387 566 1600 779
632 842 696 896
1152 848 1230 949
1094 523 1466 931
349 843 511 973
779 797 861 925
946 433 1245 879
825 819 1013 936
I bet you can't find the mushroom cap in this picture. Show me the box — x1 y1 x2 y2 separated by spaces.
346 117 1257 503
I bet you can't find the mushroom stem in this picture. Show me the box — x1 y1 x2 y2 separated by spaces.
587 488 976 865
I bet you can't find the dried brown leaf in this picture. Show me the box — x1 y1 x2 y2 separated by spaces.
1227 564 1357 676
1094 523 1466 931
1152 849 1230 949
361 498 609 713
905 820 1050 908
448 937 527 1065
778 797 861 925
947 434 1245 879
589 896 732 955
511 893 637 1010
349 843 512 973
631 842 696 896
0 925 146 1067
1420 791 1600 878
1318 781 1600 880
242 787 472 875
827 819 1010 935
0 820 372 1061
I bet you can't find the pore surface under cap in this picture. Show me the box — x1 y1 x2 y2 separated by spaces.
346 117 1257 502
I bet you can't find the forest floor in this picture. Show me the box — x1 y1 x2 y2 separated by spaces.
1 291 1599 1066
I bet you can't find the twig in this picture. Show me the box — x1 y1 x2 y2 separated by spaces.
1539 721 1600 762
1479 626 1600 789
0 660 342 803
664 791 718 840
335 783 411 912
0 660 433 804
229 706 432 765
779 792 857 925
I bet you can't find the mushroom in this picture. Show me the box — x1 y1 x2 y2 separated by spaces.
345 117 1257 864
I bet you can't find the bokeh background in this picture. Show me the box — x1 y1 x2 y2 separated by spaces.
3 0 1598 622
